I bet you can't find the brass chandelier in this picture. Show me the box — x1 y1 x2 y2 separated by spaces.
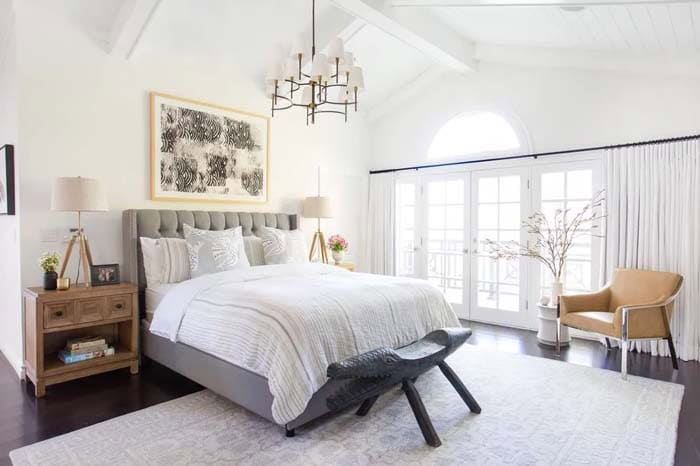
265 0 365 125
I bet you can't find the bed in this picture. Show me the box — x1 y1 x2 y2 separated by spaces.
122 209 459 433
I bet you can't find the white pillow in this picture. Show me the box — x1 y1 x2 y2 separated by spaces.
139 237 191 286
260 228 308 265
183 224 250 278
243 236 265 266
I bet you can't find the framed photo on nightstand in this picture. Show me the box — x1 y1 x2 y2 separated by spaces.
90 264 120 286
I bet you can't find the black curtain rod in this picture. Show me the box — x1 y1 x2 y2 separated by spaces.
369 133 700 175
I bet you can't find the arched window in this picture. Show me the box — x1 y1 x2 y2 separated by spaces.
428 111 524 160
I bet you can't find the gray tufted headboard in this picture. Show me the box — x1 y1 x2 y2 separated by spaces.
122 210 298 314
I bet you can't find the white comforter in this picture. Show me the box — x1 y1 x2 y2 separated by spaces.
150 263 459 424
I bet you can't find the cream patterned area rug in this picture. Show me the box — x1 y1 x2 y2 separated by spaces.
11 346 683 466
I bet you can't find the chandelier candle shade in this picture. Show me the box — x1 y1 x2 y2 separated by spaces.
265 0 365 125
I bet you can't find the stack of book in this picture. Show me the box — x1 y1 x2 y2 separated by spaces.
58 336 115 364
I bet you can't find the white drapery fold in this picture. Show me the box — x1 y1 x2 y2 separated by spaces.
602 139 700 361
366 172 396 275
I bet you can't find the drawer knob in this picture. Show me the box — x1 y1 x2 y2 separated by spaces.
115 303 123 309
55 311 63 317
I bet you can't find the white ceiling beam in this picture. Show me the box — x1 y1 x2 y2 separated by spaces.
367 67 448 121
108 0 161 60
330 0 476 72
391 0 699 7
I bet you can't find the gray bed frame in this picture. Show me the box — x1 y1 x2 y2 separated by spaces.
122 209 344 434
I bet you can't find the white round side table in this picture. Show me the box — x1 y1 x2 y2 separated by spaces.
537 303 571 347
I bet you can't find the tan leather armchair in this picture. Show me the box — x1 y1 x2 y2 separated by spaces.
559 268 683 379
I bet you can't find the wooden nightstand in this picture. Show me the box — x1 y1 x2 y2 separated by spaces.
23 283 139 397
335 263 355 272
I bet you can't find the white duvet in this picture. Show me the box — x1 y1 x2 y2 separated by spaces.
150 263 459 424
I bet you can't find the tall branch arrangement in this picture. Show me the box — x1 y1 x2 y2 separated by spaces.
484 191 605 282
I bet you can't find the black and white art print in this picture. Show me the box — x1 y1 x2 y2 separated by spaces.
151 93 269 203
0 145 15 216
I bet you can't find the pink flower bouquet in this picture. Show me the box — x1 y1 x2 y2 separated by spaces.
327 234 348 252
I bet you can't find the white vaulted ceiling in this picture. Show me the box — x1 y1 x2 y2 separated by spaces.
430 3 700 52
36 0 700 117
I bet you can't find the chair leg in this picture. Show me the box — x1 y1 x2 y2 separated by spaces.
666 335 679 370
437 361 481 414
402 379 441 448
356 395 379 417
621 339 629 380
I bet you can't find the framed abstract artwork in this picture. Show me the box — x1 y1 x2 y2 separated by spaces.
150 92 270 203
0 144 15 215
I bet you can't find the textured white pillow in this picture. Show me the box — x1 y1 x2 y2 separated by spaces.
243 236 266 266
260 228 308 265
139 237 191 285
183 224 250 278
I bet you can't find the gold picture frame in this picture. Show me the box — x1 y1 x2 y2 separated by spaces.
150 92 270 204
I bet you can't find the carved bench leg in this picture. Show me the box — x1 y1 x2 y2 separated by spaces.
285 426 296 437
356 395 380 417
402 379 442 448
438 361 481 414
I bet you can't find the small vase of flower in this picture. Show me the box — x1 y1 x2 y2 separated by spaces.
327 234 348 265
39 252 61 291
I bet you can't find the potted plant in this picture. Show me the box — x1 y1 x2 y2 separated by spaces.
327 234 349 265
484 191 604 305
39 252 61 290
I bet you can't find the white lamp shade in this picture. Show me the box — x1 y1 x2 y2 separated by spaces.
348 66 365 90
290 34 305 57
300 86 313 105
339 51 354 73
51 177 108 212
335 86 349 103
327 37 345 61
310 53 329 83
283 57 298 80
265 62 283 83
303 196 333 219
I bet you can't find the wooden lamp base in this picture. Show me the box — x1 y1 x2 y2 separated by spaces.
58 230 94 286
308 230 328 264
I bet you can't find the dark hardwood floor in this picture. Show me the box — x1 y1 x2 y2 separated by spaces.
0 322 698 465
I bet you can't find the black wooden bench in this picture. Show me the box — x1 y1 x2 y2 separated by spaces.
326 327 481 447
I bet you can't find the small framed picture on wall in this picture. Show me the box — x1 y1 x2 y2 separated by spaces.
0 144 15 216
90 264 121 286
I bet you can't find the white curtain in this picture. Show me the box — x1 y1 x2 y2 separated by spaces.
366 172 396 275
602 139 700 361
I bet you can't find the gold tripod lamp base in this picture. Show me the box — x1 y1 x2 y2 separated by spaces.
58 229 94 286
308 230 329 264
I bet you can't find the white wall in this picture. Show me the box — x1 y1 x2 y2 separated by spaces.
0 0 22 375
370 63 700 171
7 1 371 373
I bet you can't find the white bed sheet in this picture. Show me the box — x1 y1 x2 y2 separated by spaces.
149 263 459 425
145 284 178 322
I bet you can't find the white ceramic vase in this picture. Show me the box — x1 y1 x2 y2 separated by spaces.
551 280 564 305
332 250 344 265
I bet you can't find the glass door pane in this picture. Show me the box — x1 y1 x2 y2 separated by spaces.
470 169 529 327
534 165 600 299
396 179 419 277
424 175 467 316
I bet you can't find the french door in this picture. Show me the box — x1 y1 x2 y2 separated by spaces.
396 160 598 329
396 168 529 325
469 168 530 327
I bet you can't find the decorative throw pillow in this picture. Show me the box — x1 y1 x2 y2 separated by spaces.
243 236 266 266
260 228 308 265
139 237 191 285
183 224 250 278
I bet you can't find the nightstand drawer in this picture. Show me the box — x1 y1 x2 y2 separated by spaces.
43 302 75 329
107 294 132 319
76 297 106 324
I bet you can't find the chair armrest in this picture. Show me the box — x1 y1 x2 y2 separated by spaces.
560 287 612 318
617 291 682 339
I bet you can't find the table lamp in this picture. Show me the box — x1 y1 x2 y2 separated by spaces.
303 195 333 263
303 167 334 263
51 177 108 286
